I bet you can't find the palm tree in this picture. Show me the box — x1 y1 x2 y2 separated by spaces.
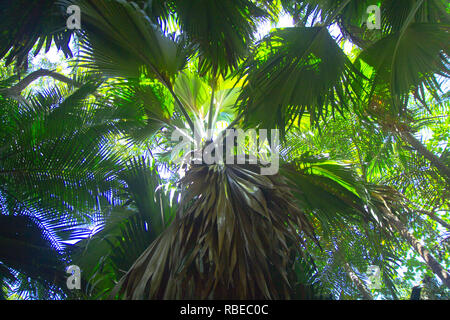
0 0 448 299
0 72 148 298
70 157 176 299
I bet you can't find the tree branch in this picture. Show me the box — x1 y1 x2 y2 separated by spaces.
0 69 79 98
417 209 450 231
382 205 450 289
398 130 450 181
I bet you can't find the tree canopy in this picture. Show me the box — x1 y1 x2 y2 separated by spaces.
0 0 448 300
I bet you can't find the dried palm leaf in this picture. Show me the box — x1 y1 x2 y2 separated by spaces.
111 163 316 299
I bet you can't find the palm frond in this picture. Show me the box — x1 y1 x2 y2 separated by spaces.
0 0 73 71
237 26 360 132
71 157 176 298
112 163 316 299
359 23 449 106
172 0 269 76
72 0 192 86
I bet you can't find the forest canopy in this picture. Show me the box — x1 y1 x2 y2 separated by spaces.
0 0 449 300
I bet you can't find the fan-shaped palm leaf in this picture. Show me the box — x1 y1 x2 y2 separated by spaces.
237 26 360 131
72 0 191 85
0 0 73 70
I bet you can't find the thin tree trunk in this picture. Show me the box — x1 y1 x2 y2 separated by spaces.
207 79 216 131
417 210 450 231
342 261 374 300
335 248 373 300
399 131 450 180
0 69 79 98
384 209 450 289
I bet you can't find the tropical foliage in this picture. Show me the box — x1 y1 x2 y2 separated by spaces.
0 0 449 300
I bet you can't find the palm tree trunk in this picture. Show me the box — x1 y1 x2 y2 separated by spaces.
342 261 374 300
417 210 450 231
385 210 450 289
336 248 373 300
399 131 450 180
